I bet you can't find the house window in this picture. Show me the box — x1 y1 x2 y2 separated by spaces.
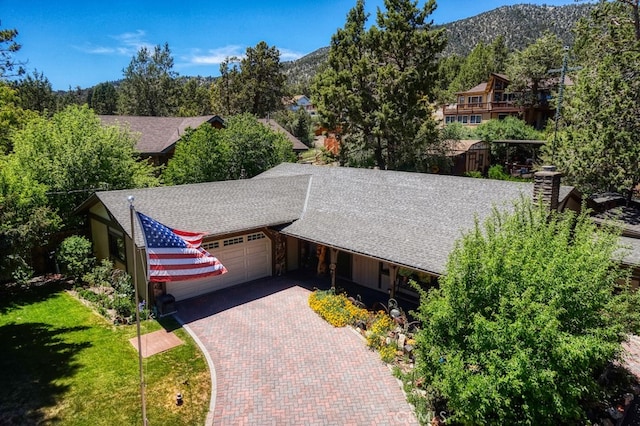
495 80 504 90
458 96 465 104
108 230 126 263
458 115 468 124
467 96 483 105
202 241 219 250
223 236 244 246
247 232 266 241
445 116 456 124
470 115 482 124
498 114 509 120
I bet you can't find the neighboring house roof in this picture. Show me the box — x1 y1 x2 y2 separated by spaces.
98 115 225 154
457 82 487 94
78 163 580 276
257 119 309 152
456 73 510 96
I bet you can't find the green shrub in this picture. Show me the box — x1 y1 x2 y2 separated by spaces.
110 269 134 299
464 170 483 179
112 294 134 319
82 259 114 287
5 255 34 285
57 235 94 279
487 164 510 180
413 199 640 424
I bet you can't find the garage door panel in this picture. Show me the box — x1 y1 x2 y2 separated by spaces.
221 247 245 260
246 244 268 255
166 233 272 302
167 275 227 301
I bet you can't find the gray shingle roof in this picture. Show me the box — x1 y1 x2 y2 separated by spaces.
85 175 309 246
258 163 575 275
98 115 223 154
80 163 584 274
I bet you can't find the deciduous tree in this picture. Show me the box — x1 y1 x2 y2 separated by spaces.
163 113 295 185
412 199 640 424
9 105 159 224
162 125 231 185
0 82 37 153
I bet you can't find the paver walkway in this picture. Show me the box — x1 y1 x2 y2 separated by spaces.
175 276 419 425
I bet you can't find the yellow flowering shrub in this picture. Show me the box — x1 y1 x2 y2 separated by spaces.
378 344 397 363
308 290 369 327
366 311 396 349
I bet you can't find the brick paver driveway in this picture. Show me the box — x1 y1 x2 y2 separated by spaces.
175 276 419 425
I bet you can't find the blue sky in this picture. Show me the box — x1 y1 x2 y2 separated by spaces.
3 0 581 90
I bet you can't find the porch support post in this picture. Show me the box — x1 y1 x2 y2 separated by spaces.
330 248 338 290
389 264 399 299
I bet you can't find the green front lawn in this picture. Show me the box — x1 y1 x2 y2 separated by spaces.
0 278 210 425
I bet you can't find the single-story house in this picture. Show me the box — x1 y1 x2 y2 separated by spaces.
98 115 225 166
80 163 638 307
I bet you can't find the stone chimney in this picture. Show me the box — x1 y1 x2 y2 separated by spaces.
533 165 563 211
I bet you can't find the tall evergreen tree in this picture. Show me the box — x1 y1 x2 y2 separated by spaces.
237 41 285 117
13 70 56 114
210 56 242 116
553 0 640 203
177 78 212 116
505 32 564 109
211 43 285 118
0 24 25 78
313 0 445 170
117 43 179 116
89 82 118 115
312 0 379 167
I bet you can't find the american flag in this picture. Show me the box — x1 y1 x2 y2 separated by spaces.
136 212 227 282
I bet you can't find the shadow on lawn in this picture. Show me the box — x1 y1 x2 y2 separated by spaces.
0 322 91 425
0 275 72 315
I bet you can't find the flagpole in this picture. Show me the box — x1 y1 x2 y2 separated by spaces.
128 195 148 426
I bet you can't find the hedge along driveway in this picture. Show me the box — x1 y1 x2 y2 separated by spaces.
175 276 419 425
0 278 210 425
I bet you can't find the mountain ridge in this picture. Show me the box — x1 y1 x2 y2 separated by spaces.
282 2 594 89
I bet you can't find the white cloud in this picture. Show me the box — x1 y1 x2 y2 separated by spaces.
183 45 245 66
180 45 304 69
278 48 305 62
74 30 154 56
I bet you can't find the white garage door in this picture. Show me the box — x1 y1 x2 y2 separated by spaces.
166 232 271 301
